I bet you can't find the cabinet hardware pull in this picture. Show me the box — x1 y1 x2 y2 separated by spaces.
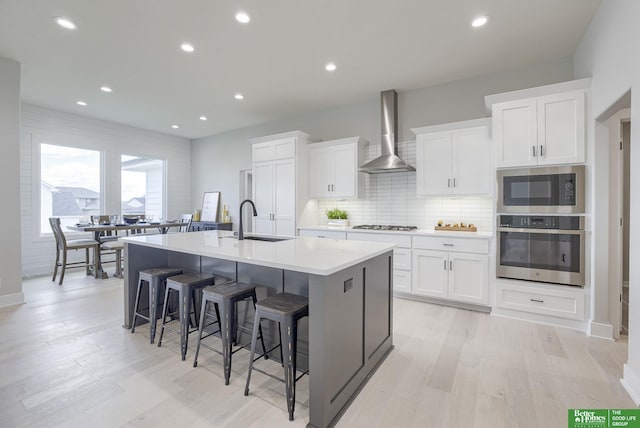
540 145 544 157
444 260 447 270
318 235 325 238
449 260 452 270
331 184 334 191
532 145 536 157
530 298 544 303
453 178 456 187
328 184 330 192
443 243 454 247
448 178 451 188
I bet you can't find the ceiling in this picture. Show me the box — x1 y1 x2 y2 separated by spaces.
0 0 601 139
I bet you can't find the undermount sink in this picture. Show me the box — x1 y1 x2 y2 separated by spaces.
224 235 291 242
243 236 291 242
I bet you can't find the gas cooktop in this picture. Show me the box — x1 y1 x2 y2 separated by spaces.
352 225 418 231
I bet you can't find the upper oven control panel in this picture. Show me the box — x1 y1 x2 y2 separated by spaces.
498 215 584 230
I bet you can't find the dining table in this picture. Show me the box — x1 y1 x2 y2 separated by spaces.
66 221 185 278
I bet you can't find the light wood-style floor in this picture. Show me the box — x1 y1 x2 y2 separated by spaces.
0 272 634 428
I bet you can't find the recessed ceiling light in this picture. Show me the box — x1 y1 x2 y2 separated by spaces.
76 101 87 106
325 62 337 72
180 43 195 53
100 86 112 93
234 93 244 100
235 12 251 24
199 116 207 121
471 16 489 28
53 17 78 30
171 124 179 129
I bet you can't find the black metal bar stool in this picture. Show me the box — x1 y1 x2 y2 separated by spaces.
244 292 309 421
157 272 224 360
192 282 268 385
131 267 183 343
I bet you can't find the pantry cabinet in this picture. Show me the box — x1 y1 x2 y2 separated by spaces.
492 90 586 168
413 119 492 197
251 131 317 236
309 137 365 199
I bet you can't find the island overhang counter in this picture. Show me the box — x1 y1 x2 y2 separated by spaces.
121 230 395 428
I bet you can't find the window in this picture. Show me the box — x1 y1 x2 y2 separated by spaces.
121 155 165 220
40 144 101 233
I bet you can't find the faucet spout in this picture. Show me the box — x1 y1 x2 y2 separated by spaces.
238 199 258 240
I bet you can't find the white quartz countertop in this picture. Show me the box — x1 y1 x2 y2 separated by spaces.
122 231 396 276
299 225 494 239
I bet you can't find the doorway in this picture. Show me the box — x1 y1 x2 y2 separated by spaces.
621 120 631 335
607 106 631 338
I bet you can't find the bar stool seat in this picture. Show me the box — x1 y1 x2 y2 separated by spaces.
244 292 309 421
157 272 223 360
192 282 267 385
131 267 183 343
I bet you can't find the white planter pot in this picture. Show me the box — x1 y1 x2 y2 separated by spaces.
327 219 349 228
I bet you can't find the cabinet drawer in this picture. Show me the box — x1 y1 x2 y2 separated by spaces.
496 283 585 320
346 232 411 248
393 270 411 293
299 229 346 240
413 235 488 254
394 248 412 270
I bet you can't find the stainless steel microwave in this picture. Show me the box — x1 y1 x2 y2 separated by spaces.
497 165 585 214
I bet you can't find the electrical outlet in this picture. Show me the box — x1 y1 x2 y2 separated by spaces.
344 278 353 293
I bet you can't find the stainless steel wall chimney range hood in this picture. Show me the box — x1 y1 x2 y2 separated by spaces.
359 89 415 174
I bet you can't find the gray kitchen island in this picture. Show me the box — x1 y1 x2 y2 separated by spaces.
121 230 395 428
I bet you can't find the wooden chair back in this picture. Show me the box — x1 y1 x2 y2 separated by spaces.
49 217 66 249
179 214 193 232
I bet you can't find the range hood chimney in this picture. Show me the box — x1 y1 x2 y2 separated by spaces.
359 89 415 174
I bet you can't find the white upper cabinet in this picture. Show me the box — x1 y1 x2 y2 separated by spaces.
251 131 316 236
308 137 365 199
492 90 586 168
413 119 492 197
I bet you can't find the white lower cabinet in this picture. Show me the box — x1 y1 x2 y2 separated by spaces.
346 232 412 293
413 250 488 305
412 235 489 306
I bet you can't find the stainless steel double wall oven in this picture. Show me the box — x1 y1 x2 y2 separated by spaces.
496 165 585 287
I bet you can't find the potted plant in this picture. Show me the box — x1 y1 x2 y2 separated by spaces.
326 208 349 228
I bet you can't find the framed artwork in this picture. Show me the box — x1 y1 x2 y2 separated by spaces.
201 191 220 222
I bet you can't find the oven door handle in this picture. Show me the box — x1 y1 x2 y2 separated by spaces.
497 227 584 235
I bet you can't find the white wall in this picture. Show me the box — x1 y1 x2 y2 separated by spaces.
191 57 574 225
20 104 191 277
573 0 640 403
0 57 23 307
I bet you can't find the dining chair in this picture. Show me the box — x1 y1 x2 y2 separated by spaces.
179 214 193 232
49 217 100 285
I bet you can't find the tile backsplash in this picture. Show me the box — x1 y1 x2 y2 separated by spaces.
316 140 494 232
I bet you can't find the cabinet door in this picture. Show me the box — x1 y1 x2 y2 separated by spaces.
537 91 585 165
252 162 274 234
273 159 296 236
452 126 492 195
417 133 452 196
331 144 357 198
412 250 448 298
448 253 488 305
493 99 537 168
309 146 332 198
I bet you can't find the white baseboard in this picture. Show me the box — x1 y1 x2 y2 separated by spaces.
588 321 614 340
0 292 25 308
622 364 640 405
